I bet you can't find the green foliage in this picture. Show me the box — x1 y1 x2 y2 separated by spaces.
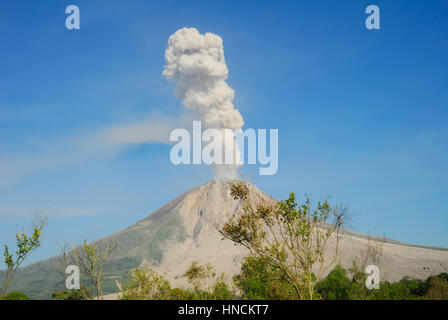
183 261 215 286
181 261 235 300
424 273 448 300
233 256 296 300
58 238 116 300
4 229 42 269
2 291 29 300
169 281 234 300
121 262 235 300
347 261 371 300
317 265 351 300
367 280 422 300
315 265 448 300
121 268 172 300
220 181 336 300
1 213 46 296
51 289 84 300
210 280 234 300
319 264 425 300
169 287 197 300
118 255 448 301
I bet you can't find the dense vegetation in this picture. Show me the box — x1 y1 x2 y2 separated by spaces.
50 258 448 300
1 291 30 300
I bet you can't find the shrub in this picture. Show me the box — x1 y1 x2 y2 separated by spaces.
3 291 29 300
424 274 448 300
317 265 351 300
234 256 296 300
121 268 171 300
51 289 84 300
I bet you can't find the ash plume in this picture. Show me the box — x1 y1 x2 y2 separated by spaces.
163 27 244 181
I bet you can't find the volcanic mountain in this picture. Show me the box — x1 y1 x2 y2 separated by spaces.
5 181 448 299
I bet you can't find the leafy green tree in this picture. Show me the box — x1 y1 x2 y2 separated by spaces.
424 273 448 300
121 268 172 300
182 261 234 300
183 261 215 288
317 265 351 300
220 181 336 300
317 266 433 300
121 263 234 300
1 212 47 297
234 256 296 300
210 279 234 300
362 275 446 300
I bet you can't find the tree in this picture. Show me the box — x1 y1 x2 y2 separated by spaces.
1 211 47 297
2 291 29 300
424 273 448 300
56 237 116 300
121 262 234 300
317 265 351 300
331 202 354 259
348 236 386 299
121 268 172 300
233 256 296 300
51 289 84 300
219 180 337 300
182 261 234 300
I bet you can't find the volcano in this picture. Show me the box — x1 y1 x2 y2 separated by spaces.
112 180 448 284
5 181 448 299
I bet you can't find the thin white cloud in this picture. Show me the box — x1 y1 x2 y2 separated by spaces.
0 205 104 219
0 111 193 189
79 112 188 153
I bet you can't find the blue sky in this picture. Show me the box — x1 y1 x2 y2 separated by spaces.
0 0 447 266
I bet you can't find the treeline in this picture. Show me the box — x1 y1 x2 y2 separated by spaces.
48 258 448 300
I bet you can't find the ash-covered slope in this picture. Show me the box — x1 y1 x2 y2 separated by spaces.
106 180 448 285
105 181 267 284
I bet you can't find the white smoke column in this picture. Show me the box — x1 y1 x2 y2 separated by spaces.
163 27 244 180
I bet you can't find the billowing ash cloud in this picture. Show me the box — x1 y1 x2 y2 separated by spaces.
163 27 244 180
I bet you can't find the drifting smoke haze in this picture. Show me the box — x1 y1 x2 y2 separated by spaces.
163 27 244 181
